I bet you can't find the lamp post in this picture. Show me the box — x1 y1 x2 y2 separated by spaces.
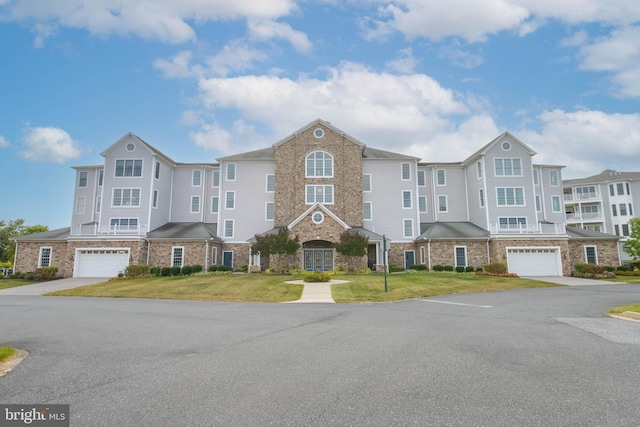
383 234 388 293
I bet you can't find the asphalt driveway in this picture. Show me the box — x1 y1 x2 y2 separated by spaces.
0 277 108 296
1 284 639 426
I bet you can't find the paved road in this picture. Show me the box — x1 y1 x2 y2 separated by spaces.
1 284 639 426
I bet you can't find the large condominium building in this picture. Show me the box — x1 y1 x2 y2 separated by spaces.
15 119 620 278
563 170 640 262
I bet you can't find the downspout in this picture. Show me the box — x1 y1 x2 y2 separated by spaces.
13 240 18 273
427 239 432 270
201 166 206 223
486 239 491 265
205 239 210 267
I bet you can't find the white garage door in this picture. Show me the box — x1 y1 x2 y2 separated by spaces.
507 248 561 276
75 249 130 277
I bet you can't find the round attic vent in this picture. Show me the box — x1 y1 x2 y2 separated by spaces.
501 141 511 151
313 128 325 139
126 143 136 152
312 212 324 224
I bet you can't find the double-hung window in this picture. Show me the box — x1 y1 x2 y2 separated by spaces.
112 188 141 207
585 246 598 264
78 171 88 187
266 202 275 220
403 219 413 238
191 196 201 213
418 170 426 186
38 247 52 268
402 191 412 209
172 247 184 268
363 202 372 220
401 163 410 181
438 195 447 212
455 247 467 267
225 191 235 210
499 217 527 229
363 174 372 192
192 170 202 187
306 185 333 204
496 187 524 206
494 158 522 177
110 218 138 230
226 163 236 181
436 169 446 186
266 175 275 192
115 159 142 177
549 170 559 186
552 196 562 213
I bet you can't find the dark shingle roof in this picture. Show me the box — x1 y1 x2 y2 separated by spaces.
418 222 490 240
563 169 640 186
148 223 220 240
14 227 71 241
566 226 619 240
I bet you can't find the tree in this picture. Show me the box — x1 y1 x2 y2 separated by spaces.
623 217 640 260
334 230 369 271
0 219 49 263
251 228 300 272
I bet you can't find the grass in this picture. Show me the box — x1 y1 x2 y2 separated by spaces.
0 346 16 363
331 272 560 302
49 271 559 303
0 279 36 290
49 273 304 302
604 275 640 284
609 303 640 314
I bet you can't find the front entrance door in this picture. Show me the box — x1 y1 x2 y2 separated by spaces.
304 249 333 272
404 251 415 270
223 251 233 269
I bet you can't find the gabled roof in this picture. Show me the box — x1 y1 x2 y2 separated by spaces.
417 222 490 240
273 118 366 148
100 132 177 164
563 169 640 186
147 222 220 240
217 147 275 162
349 226 385 242
566 226 620 240
363 147 419 161
462 131 537 165
288 203 350 230
14 227 71 242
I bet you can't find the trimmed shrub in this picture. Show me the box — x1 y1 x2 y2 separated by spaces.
475 267 483 273
617 265 630 272
122 264 149 278
432 264 444 272
455 266 465 273
358 267 372 274
443 265 454 272
602 266 615 272
389 263 403 273
573 263 589 274
208 265 219 272
484 263 508 275
181 265 193 275
150 267 161 276
465 266 475 273
409 264 428 271
192 265 203 273
302 271 331 282
161 267 171 276
170 266 182 276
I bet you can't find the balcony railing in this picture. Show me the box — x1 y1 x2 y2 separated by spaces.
566 212 604 222
71 223 148 236
489 222 566 235
563 192 601 202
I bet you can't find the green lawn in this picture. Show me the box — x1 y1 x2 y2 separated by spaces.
0 346 16 363
604 275 640 284
49 272 559 303
0 279 36 290
609 303 640 314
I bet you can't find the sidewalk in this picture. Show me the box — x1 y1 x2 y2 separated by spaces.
284 279 349 303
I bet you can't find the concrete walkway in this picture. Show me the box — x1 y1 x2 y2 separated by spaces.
284 279 349 303
0 277 108 296
523 276 616 286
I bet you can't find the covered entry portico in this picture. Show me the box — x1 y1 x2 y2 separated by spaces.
303 240 334 272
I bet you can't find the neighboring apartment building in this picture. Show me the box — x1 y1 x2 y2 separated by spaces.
563 170 640 262
14 119 620 278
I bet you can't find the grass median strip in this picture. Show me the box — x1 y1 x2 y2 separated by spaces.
0 279 37 290
48 272 559 303
0 346 16 363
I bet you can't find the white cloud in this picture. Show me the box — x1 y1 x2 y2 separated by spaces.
189 121 233 153
518 109 640 178
19 126 82 163
385 48 418 74
205 40 270 77
3 0 297 44
154 51 197 79
575 26 640 98
191 61 507 159
248 19 312 54
366 0 530 42
0 135 9 148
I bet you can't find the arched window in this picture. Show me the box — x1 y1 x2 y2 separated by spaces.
306 151 333 178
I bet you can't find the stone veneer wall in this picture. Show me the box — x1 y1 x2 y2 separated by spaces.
489 238 571 275
220 243 251 271
14 241 70 277
387 242 417 268
148 241 209 268
425 240 489 269
568 239 620 269
274 124 363 227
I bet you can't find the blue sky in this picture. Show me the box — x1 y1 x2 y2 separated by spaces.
1 0 639 230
